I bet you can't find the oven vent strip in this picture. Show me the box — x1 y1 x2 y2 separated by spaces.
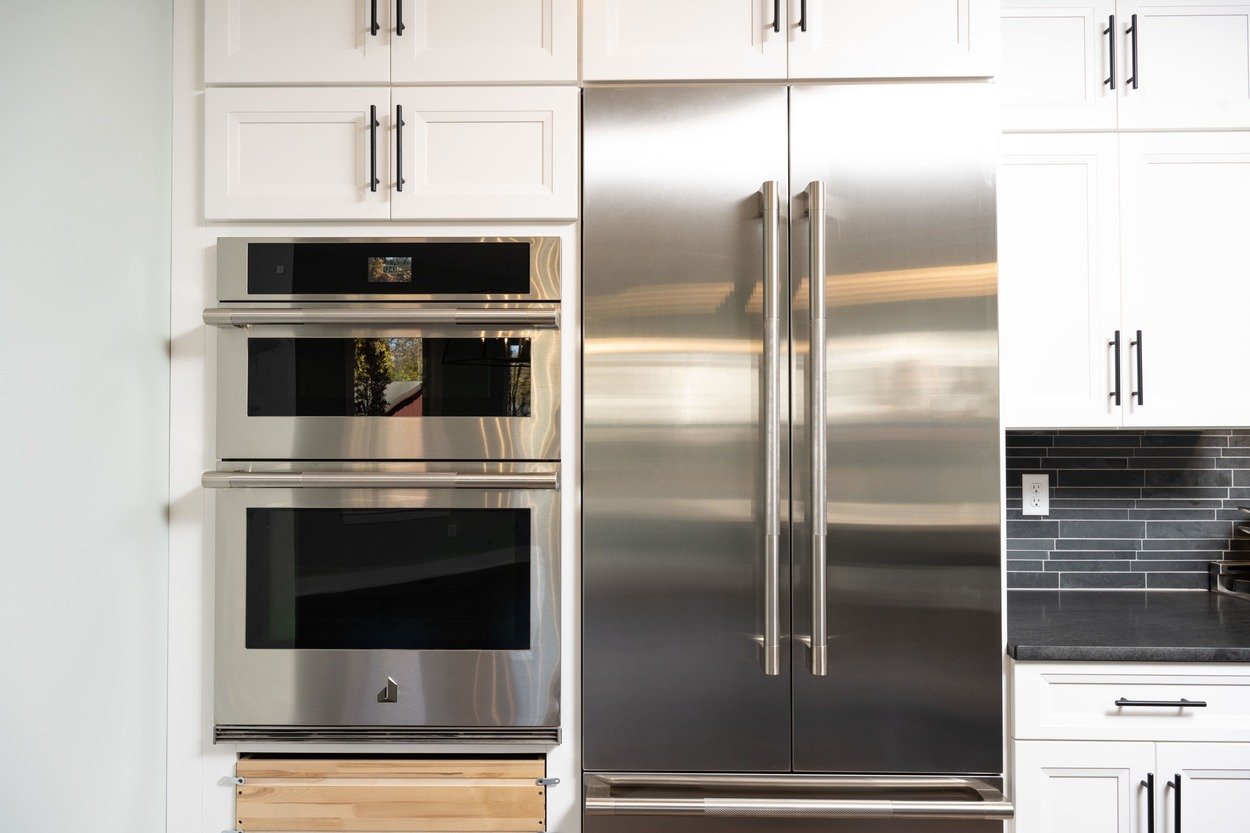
214 725 560 744
202 471 559 490
203 307 560 328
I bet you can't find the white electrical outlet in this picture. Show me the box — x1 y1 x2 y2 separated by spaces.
1022 473 1050 517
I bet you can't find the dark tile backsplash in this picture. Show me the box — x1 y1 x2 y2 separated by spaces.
1007 430 1250 590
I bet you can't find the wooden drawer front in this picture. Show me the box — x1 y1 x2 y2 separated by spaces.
1014 663 1250 742
235 758 546 832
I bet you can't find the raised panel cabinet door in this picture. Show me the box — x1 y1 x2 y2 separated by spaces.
1013 741 1156 833
788 0 999 78
1001 0 1119 130
999 133 1123 428
581 0 787 80
1117 1 1250 128
389 87 577 220
204 0 390 84
204 87 391 221
1154 743 1250 833
390 0 576 82
1119 132 1250 428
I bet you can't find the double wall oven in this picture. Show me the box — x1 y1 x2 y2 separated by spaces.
205 237 562 743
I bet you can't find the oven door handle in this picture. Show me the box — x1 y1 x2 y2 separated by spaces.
202 471 559 490
203 307 560 328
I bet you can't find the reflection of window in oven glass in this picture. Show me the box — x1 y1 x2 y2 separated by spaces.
368 256 413 283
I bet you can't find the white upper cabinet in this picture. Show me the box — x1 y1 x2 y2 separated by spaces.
789 0 999 78
581 0 787 80
390 86 578 220
1119 131 1250 428
1117 0 1250 128
390 0 577 83
1154 743 1250 833
205 0 391 84
999 133 1122 429
205 87 391 220
1001 0 1118 130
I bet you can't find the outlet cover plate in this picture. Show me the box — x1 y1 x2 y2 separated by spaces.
1022 473 1049 516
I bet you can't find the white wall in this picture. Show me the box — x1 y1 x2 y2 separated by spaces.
0 2 171 831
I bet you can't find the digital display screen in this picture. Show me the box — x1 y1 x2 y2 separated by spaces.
369 256 413 284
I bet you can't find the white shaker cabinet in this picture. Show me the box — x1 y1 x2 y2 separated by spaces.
1012 741 1155 833
789 0 999 79
204 87 392 221
1001 0 1118 130
205 0 391 84
999 133 1122 428
1119 132 1250 428
1153 743 1250 832
390 86 579 220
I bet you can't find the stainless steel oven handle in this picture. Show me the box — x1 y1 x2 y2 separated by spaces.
806 180 828 677
202 471 559 490
760 180 782 677
203 307 560 328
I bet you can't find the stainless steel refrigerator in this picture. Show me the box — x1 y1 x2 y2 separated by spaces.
582 84 1008 830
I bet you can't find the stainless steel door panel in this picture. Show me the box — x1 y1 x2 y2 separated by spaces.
213 310 559 460
789 83 1002 774
582 86 792 772
212 461 560 731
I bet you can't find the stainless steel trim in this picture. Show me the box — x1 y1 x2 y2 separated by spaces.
202 470 559 490
204 306 560 328
584 774 1013 821
806 179 828 678
761 180 782 678
215 725 561 744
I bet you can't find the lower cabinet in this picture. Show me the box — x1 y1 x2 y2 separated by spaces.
1154 742 1250 833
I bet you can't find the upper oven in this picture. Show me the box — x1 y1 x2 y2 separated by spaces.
207 237 561 461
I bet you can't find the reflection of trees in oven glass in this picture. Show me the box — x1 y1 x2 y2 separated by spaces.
353 338 394 415
351 338 531 417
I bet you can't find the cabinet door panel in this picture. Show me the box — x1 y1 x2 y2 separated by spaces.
390 87 578 220
1119 132 1250 427
205 0 390 84
391 0 576 82
1117 2 1250 128
582 0 787 80
789 0 998 78
999 133 1122 428
205 88 391 221
1001 1 1118 129
1013 741 1154 833
1155 743 1250 833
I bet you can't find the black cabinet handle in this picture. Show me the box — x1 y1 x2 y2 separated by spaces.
771 0 780 33
396 0 405 35
1109 330 1122 405
1168 774 1182 833
370 0 379 36
369 105 380 193
1131 330 1144 406
395 104 405 193
799 0 807 32
1104 15 1116 89
1127 14 1139 88
1141 773 1155 833
1116 697 1206 708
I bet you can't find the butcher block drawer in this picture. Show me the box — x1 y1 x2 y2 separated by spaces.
1013 662 1250 743
234 756 547 832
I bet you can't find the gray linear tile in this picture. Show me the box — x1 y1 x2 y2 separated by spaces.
1059 520 1145 538
1128 457 1218 469
1060 572 1146 589
1142 538 1232 551
1007 550 1050 560
1135 550 1226 560
1128 509 1216 520
1046 457 1129 470
1008 538 1057 550
1142 487 1231 500
1130 560 1208 572
1043 560 1130 572
1008 572 1060 589
1147 573 1209 590
1048 550 1137 560
1055 539 1142 551
1009 561 1046 572
1008 520 1060 537
1137 499 1226 509
1146 520 1237 539
1145 470 1233 488
1058 470 1145 487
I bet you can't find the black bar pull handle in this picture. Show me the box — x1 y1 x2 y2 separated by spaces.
370 0 379 36
1127 13 1139 88
771 0 781 33
396 0 405 35
799 0 807 32
1131 330 1144 406
1142 773 1155 833
1104 15 1116 89
369 104 380 193
1116 697 1206 708
1110 330 1122 405
1168 774 1182 833
395 104 405 193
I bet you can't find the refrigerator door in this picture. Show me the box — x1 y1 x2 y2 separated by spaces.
789 83 1002 774
583 86 792 772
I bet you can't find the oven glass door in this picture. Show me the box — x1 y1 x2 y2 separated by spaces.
213 466 559 732
215 316 559 460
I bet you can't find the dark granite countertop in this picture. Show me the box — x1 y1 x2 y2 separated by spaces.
1008 590 1250 662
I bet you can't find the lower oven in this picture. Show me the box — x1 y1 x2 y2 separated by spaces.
206 461 559 743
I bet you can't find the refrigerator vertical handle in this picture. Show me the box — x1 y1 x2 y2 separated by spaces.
760 181 782 677
806 180 829 677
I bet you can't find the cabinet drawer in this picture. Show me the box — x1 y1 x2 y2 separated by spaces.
234 756 547 832
1014 662 1250 742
